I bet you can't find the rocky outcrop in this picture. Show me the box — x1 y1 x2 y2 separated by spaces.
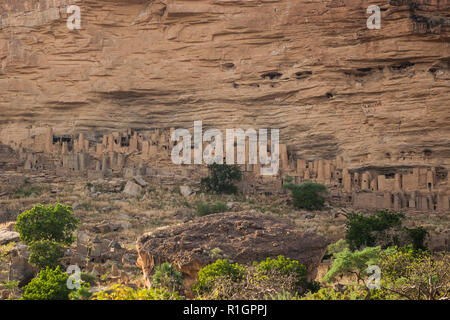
0 230 19 245
0 243 36 287
136 211 328 294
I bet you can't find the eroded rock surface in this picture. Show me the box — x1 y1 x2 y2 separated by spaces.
136 211 328 294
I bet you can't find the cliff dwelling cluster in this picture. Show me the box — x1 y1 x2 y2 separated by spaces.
6 127 449 213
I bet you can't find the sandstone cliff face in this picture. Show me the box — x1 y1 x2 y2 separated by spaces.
0 0 449 169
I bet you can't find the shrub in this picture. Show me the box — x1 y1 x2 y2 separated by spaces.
306 281 321 294
195 201 228 216
21 266 71 300
69 283 92 300
15 203 79 245
80 272 98 286
378 247 449 300
264 289 300 300
301 285 368 300
92 284 182 300
193 256 312 299
345 211 405 251
152 263 183 292
1 280 19 290
200 163 242 194
193 259 246 296
255 255 308 291
283 182 327 210
28 240 64 269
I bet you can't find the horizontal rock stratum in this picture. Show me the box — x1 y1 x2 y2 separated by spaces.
0 0 449 169
136 211 328 295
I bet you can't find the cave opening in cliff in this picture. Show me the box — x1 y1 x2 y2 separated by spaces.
390 61 415 71
121 137 129 147
423 149 432 159
261 72 282 80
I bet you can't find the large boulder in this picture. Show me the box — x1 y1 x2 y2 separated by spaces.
136 211 327 295
0 230 20 245
123 181 142 196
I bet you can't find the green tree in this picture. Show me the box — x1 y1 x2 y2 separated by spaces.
283 182 327 210
378 247 449 300
200 163 242 194
345 211 404 251
15 203 79 245
28 240 64 269
322 247 381 285
403 226 428 251
21 266 71 300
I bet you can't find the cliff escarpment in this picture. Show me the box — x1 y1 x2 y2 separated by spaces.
0 0 449 168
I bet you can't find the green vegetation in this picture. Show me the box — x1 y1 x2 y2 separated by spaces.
378 247 449 300
321 236 449 300
200 163 242 194
15 203 79 270
80 272 98 287
195 201 228 216
193 256 317 299
345 211 428 251
320 210 438 300
193 259 246 297
15 203 79 245
28 240 64 269
21 266 71 300
301 285 368 300
0 280 19 290
283 182 327 210
92 284 182 300
403 226 428 251
322 246 381 284
255 255 308 290
152 262 183 292
68 284 92 300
